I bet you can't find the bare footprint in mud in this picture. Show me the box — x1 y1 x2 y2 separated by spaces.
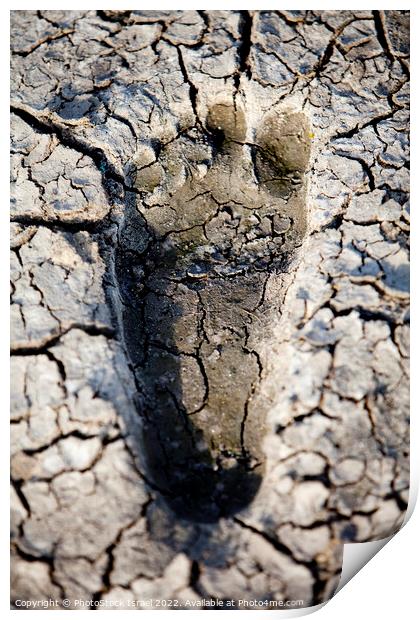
115 102 311 522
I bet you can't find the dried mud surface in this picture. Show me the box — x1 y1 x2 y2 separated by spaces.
11 10 409 609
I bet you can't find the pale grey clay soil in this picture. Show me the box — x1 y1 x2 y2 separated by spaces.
11 10 409 608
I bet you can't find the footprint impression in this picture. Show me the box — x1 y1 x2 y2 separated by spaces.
116 102 311 522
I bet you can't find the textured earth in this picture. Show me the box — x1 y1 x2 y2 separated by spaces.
11 10 409 609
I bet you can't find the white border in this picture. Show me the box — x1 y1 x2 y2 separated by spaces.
3 3 417 618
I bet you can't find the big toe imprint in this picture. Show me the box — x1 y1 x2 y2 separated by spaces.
116 103 312 522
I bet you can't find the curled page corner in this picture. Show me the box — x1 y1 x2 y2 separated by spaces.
335 470 418 597
273 531 403 618
268 601 328 619
337 535 392 594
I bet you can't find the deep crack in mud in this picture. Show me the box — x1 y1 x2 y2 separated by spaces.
115 102 312 521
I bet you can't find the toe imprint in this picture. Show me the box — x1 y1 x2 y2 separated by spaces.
116 102 312 522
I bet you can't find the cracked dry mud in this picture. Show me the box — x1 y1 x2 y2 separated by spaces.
117 103 311 521
11 10 409 610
